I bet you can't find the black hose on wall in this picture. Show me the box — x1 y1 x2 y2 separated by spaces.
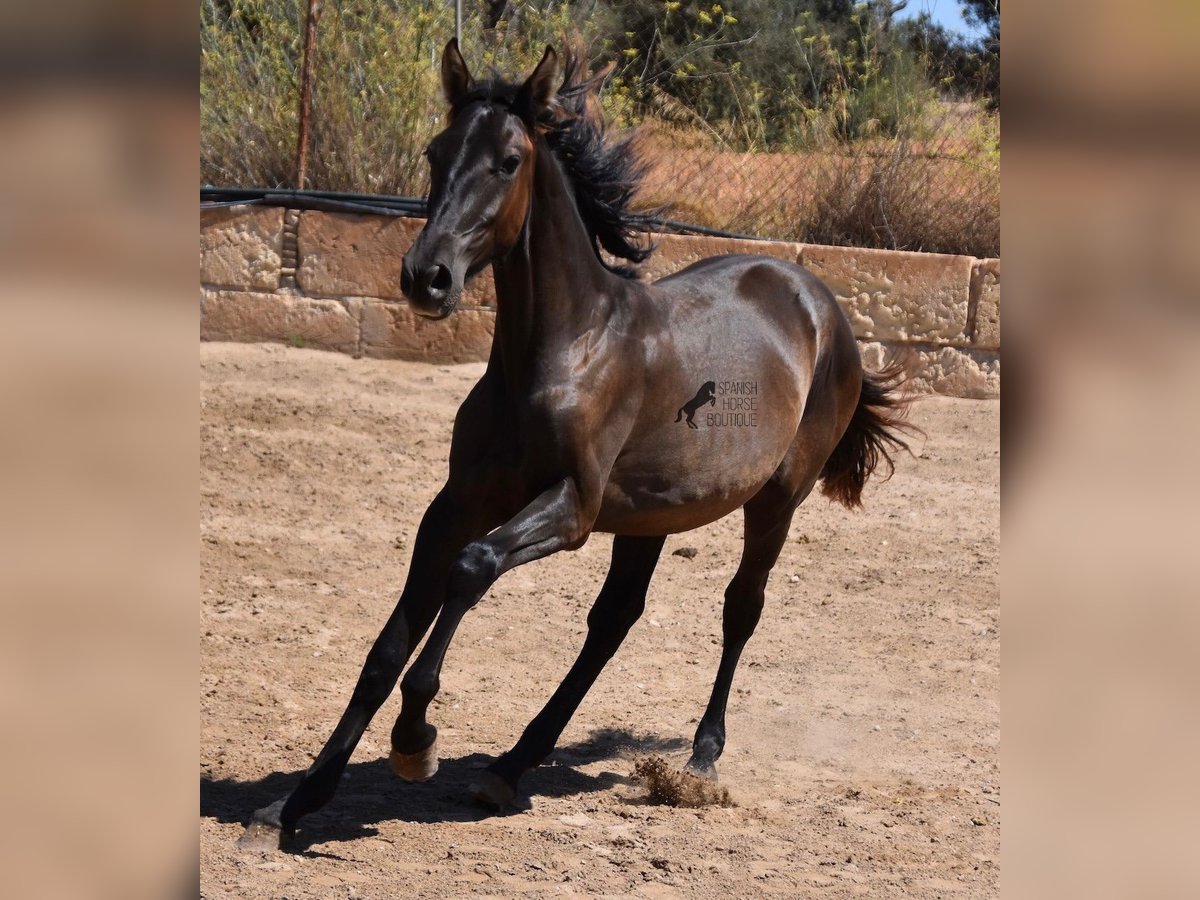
200 187 775 243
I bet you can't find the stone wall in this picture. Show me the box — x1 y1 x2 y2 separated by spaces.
200 206 999 397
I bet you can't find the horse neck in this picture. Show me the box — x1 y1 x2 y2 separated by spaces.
490 140 618 387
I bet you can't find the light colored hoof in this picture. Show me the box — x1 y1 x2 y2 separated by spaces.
237 799 286 851
389 739 439 782
470 770 515 808
237 819 282 852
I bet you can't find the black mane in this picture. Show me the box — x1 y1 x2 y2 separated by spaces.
451 51 655 277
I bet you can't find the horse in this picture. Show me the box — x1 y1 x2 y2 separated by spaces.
675 381 717 429
240 40 913 850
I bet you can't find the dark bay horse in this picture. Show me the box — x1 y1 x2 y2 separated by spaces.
241 40 913 849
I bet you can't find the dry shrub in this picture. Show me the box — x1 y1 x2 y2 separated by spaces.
802 134 1000 256
639 102 999 257
632 756 733 808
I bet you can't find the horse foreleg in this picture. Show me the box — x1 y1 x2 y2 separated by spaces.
390 478 597 795
239 482 496 849
474 534 666 806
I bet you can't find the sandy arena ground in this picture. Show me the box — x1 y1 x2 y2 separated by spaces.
200 342 999 898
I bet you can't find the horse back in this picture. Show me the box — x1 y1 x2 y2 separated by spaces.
648 253 853 373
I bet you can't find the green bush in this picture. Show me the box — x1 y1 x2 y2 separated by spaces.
596 2 945 150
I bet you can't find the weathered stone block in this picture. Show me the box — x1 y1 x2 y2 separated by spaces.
200 206 283 291
635 233 804 284
461 275 498 309
802 244 973 343
360 300 494 364
296 211 497 307
297 211 420 300
971 258 1000 349
859 340 999 399
200 290 359 353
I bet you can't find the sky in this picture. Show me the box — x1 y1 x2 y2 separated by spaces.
895 0 987 38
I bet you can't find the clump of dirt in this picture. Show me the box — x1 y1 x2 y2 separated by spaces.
633 756 733 808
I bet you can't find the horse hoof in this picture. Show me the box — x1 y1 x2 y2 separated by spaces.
470 770 516 809
389 739 439 782
238 799 286 851
684 760 718 782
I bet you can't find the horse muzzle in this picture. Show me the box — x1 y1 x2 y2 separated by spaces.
400 253 463 319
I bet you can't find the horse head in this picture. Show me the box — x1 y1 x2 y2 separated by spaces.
400 40 558 318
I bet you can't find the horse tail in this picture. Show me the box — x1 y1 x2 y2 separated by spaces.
820 361 922 510
675 408 684 423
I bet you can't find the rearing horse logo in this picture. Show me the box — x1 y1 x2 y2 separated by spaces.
676 381 717 429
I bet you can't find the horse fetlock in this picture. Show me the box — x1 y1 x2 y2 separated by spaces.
692 728 725 760
400 668 441 707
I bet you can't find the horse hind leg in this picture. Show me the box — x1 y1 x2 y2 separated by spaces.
686 482 797 779
684 346 860 779
474 534 666 806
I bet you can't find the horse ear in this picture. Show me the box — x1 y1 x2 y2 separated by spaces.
441 38 474 106
517 46 559 116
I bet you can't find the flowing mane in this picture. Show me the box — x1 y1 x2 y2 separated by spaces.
450 50 655 276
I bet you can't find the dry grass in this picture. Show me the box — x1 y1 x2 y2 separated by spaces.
637 104 999 257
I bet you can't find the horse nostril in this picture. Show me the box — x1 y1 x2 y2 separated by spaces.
428 264 452 293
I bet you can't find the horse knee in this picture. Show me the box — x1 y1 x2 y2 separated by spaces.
447 541 502 605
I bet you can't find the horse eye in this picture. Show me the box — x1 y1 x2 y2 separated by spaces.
499 155 521 176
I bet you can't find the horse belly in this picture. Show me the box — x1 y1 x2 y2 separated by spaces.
594 417 797 535
595 271 819 534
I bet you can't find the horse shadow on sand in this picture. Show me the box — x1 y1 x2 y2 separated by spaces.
201 727 688 854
